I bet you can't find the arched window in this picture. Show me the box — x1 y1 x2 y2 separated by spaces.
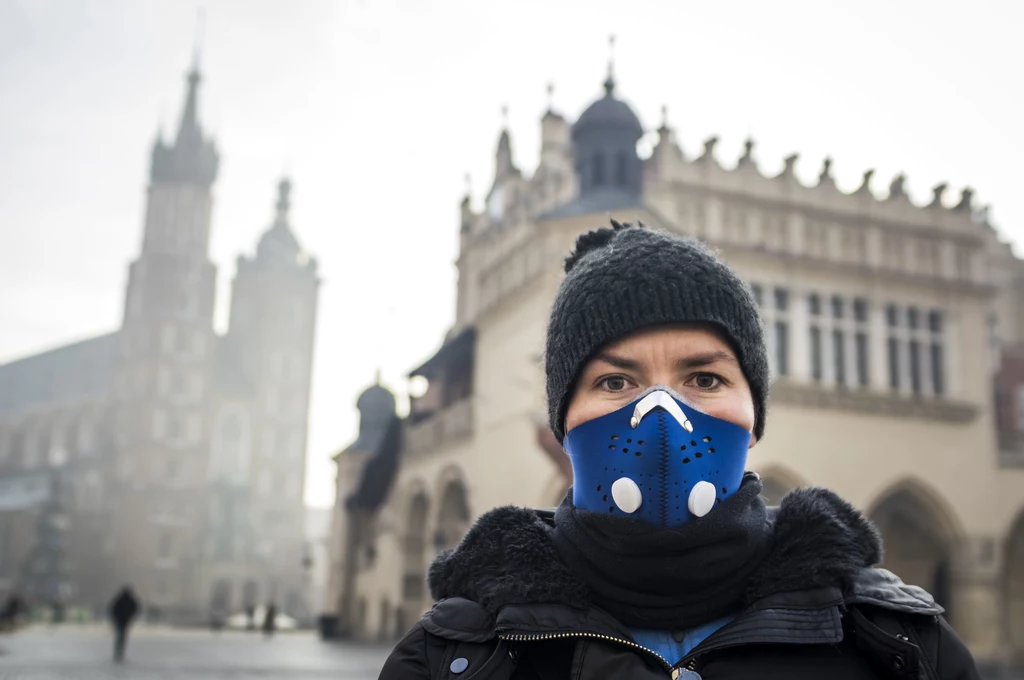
615 151 628 187
591 152 606 187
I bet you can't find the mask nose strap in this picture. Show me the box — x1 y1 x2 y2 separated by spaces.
630 390 694 432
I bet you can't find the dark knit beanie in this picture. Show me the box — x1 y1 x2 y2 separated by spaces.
545 220 768 443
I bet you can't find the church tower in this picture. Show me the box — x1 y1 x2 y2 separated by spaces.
225 178 319 602
110 62 220 613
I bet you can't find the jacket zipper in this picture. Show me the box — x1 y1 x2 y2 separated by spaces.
498 631 680 675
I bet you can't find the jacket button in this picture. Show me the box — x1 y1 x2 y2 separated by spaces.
892 654 906 671
450 657 469 674
672 670 701 680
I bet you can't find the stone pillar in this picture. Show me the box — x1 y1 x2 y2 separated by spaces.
948 534 1004 665
790 285 810 382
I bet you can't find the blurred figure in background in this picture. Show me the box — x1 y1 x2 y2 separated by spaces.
262 602 277 638
245 602 256 631
108 585 139 663
0 593 27 632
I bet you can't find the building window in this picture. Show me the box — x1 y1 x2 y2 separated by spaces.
614 152 627 187
833 329 846 387
810 327 823 382
591 152 606 187
888 337 900 390
759 287 790 378
853 298 868 323
809 294 821 317
774 288 789 312
886 304 899 327
750 284 763 307
929 310 945 396
856 332 869 387
909 339 922 394
774 321 789 377
831 295 844 319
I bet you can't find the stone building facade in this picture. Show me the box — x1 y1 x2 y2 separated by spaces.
0 64 319 623
327 67 1024 666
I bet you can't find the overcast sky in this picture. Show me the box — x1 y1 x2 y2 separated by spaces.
1 0 1021 508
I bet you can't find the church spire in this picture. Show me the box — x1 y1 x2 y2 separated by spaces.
603 34 616 96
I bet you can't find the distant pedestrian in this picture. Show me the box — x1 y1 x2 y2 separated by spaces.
245 603 256 631
108 586 139 663
0 593 26 632
50 599 66 626
262 602 277 638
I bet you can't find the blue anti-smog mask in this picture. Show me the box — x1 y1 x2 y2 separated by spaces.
563 386 751 528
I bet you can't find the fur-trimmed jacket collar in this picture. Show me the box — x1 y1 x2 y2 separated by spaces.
428 487 927 619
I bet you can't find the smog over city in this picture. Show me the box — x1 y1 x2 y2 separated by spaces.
0 1 1023 678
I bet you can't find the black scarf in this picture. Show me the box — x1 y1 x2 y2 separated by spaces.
551 473 773 629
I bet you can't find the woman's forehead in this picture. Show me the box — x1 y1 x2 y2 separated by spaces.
601 323 735 356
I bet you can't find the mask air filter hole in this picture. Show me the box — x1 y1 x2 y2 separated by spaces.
721 487 727 493
708 447 715 453
608 445 616 450
680 445 686 451
690 440 696 446
596 485 602 491
627 438 632 443
635 451 642 457
703 436 712 443
695 452 702 458
682 457 690 464
622 448 629 453
611 435 620 441
638 440 644 445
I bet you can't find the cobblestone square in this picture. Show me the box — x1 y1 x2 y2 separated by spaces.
0 625 391 680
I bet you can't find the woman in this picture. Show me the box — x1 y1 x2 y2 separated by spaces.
380 221 978 679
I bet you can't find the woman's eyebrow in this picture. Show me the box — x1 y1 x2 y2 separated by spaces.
593 352 643 372
676 351 737 370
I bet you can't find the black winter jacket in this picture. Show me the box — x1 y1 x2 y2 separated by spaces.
380 489 979 680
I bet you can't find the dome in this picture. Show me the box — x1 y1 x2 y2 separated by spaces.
257 224 301 260
356 384 396 416
573 79 643 138
254 178 303 265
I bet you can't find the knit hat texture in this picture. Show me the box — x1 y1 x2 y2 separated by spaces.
545 220 768 442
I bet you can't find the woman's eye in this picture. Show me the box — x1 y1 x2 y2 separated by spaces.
601 376 629 392
694 373 720 390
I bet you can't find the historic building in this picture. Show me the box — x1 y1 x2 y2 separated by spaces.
0 63 319 623
325 61 1024 668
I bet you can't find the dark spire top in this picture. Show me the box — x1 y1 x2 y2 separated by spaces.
929 182 947 208
604 35 616 95
150 56 219 186
275 177 292 224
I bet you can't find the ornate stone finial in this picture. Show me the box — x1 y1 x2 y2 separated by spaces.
698 135 719 162
857 168 875 194
929 182 947 208
275 177 292 223
546 82 554 111
737 138 755 167
818 156 834 185
888 173 906 200
954 186 974 212
780 153 799 177
659 105 669 131
604 34 616 95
